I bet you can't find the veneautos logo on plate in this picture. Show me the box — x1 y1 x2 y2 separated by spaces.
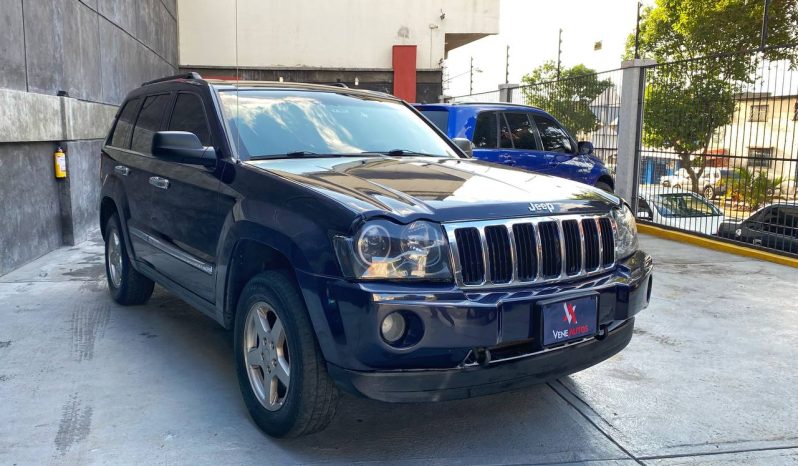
542 295 598 346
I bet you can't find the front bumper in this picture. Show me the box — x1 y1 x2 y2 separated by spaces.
329 317 634 402
297 250 652 401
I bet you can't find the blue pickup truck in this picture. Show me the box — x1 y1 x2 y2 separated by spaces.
415 103 615 192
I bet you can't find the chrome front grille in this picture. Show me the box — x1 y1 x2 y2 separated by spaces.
444 215 616 288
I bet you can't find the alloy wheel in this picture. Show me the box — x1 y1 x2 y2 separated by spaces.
243 301 291 411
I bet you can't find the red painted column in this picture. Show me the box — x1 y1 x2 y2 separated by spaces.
392 45 417 102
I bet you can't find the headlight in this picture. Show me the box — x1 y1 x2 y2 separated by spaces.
612 204 639 260
334 220 452 280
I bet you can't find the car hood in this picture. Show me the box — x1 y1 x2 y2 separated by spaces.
246 156 620 223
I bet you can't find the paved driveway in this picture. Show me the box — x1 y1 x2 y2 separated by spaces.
1 234 796 465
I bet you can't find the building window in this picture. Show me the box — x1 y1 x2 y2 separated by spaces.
794 102 798 121
749 104 769 122
748 147 773 168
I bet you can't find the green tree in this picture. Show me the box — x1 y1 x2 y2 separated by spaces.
626 0 798 194
521 61 613 136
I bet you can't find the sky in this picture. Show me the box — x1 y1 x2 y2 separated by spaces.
445 0 655 97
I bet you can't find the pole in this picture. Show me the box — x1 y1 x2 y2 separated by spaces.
556 29 563 79
505 45 510 84
760 0 771 51
469 56 474 95
634 2 642 59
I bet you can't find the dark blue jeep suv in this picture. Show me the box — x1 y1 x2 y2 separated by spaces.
415 103 615 192
100 74 652 438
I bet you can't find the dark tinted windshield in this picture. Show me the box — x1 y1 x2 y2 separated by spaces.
220 90 458 159
655 193 722 217
419 109 449 132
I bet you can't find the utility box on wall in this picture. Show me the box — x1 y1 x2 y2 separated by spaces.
392 45 417 102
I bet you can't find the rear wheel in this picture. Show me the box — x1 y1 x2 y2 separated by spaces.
104 213 154 305
234 271 338 438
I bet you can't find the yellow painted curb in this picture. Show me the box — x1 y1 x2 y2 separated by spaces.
637 223 798 269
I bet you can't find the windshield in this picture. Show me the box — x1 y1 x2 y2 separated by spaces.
654 193 722 217
219 90 458 160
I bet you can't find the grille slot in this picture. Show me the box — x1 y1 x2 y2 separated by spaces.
582 219 601 271
485 226 512 283
454 228 484 285
599 218 615 266
512 223 537 281
562 220 582 276
537 221 562 278
447 214 616 289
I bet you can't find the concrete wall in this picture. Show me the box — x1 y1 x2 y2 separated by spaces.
0 0 178 275
178 0 499 70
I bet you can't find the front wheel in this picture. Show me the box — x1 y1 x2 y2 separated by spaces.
234 271 338 438
703 185 715 199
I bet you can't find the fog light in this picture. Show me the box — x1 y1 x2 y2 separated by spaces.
380 312 406 343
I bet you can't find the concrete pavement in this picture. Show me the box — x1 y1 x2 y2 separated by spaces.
1 234 797 465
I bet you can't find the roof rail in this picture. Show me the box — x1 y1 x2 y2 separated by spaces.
142 72 202 86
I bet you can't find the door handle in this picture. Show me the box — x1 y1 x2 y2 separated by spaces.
114 165 130 176
149 176 170 190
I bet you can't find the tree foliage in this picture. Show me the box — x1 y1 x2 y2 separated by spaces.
626 0 798 194
521 61 613 136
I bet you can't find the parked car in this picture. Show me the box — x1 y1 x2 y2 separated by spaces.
636 188 725 235
659 167 722 199
100 74 653 438
414 103 616 192
718 203 798 253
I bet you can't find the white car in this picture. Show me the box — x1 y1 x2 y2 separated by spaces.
659 167 722 199
637 188 725 235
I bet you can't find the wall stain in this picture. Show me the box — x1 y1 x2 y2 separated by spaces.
0 340 10 348
54 394 93 456
71 303 110 362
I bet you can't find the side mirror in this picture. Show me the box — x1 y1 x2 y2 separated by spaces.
578 141 594 155
152 131 216 167
452 137 474 158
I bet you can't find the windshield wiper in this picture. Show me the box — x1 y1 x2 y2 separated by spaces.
366 150 440 157
249 152 357 160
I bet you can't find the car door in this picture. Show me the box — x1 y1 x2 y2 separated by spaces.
495 112 553 173
142 91 226 301
531 114 588 182
469 111 503 164
760 206 798 253
124 93 173 268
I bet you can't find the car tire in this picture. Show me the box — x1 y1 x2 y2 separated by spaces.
104 213 155 305
234 271 339 438
703 186 715 199
595 181 614 193
673 184 682 190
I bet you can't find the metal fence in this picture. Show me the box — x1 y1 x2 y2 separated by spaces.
637 44 798 256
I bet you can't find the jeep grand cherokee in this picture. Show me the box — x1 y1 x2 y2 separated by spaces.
100 73 653 438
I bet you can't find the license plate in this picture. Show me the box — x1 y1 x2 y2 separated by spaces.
541 295 598 347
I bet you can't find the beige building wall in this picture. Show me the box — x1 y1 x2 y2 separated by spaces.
178 0 499 71
716 95 798 189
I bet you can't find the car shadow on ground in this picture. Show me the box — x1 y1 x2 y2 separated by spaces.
117 286 620 464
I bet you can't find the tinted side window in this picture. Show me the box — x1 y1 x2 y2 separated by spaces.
533 115 573 153
472 111 498 148
110 99 140 148
499 114 513 149
419 110 450 132
168 93 212 146
503 113 539 150
131 94 171 154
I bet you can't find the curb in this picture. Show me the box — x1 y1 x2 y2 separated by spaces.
637 223 798 269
